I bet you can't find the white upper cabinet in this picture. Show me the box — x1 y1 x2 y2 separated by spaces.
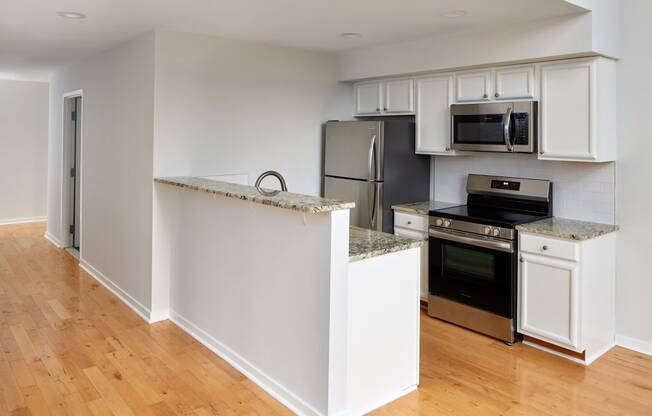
494 65 535 100
455 70 492 102
354 82 383 115
415 74 455 155
384 79 414 113
539 58 616 162
354 79 414 116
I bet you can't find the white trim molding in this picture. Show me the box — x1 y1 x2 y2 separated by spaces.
44 232 63 248
169 310 324 416
616 334 652 357
0 216 47 226
79 259 153 324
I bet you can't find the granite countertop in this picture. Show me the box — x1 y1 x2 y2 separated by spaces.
349 226 423 262
392 201 461 215
516 217 619 241
155 176 355 214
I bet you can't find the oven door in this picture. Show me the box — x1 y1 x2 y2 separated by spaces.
428 228 515 318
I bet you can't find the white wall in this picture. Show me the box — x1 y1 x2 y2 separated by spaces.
615 0 652 352
0 80 48 224
336 13 594 81
433 155 616 224
153 30 352 196
155 183 350 416
47 33 156 313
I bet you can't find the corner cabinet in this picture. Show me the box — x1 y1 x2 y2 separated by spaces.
415 75 455 155
517 231 616 364
354 79 414 116
539 58 617 162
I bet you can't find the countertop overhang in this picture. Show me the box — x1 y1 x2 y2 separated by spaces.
155 176 355 214
349 226 423 262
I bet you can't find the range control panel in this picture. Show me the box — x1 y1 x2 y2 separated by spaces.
491 180 521 191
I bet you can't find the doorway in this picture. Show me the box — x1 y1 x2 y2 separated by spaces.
63 91 82 256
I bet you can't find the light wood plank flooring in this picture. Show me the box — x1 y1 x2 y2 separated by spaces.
1 223 651 415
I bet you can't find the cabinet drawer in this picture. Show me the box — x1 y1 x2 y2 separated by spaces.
394 212 428 232
520 234 578 262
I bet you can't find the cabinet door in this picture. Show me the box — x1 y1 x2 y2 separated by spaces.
540 60 596 160
394 226 428 300
518 252 581 351
354 82 382 115
455 70 491 102
415 75 455 155
384 79 414 113
494 65 535 100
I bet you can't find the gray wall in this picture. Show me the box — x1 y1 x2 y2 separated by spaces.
0 80 48 223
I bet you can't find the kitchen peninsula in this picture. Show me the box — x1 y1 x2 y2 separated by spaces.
154 177 421 416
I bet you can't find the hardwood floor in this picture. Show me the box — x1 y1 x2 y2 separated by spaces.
1 223 651 415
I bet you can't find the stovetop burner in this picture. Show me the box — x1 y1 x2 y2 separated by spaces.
429 205 549 228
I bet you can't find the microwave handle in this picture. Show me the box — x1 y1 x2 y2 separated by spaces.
503 107 513 152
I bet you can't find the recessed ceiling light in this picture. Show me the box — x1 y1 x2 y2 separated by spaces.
441 10 467 18
340 32 363 39
57 11 86 19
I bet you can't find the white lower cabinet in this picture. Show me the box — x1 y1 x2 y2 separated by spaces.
394 211 429 301
519 252 580 350
517 232 616 364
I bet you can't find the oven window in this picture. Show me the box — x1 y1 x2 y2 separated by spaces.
453 114 504 145
443 245 495 282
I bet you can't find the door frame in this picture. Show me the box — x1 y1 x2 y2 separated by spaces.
61 89 83 252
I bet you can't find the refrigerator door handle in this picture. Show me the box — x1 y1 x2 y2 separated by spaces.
370 183 379 230
367 134 377 181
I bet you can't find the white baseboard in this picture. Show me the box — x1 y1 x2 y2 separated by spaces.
169 310 323 416
44 232 63 248
149 308 170 323
352 385 417 416
522 340 587 366
616 334 652 356
0 216 47 226
79 259 153 324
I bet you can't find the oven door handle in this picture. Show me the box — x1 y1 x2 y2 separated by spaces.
429 228 514 253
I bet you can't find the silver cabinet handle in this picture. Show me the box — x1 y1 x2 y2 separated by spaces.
503 106 513 152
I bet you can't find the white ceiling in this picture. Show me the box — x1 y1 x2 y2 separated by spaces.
1 0 587 81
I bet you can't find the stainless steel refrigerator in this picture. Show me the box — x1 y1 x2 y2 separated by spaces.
323 120 430 233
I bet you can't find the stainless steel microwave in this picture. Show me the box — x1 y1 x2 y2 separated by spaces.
450 101 537 153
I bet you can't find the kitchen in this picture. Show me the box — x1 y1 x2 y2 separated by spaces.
2 1 650 416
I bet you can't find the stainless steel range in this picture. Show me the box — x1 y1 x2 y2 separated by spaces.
428 174 552 344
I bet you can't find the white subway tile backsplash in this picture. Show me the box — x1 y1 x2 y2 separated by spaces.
432 154 616 225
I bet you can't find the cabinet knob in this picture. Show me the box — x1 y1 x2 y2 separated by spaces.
407 221 412 225
541 245 549 251
445 147 451 151
483 93 488 99
520 257 524 263
376 108 380 112
495 92 500 98
383 107 387 111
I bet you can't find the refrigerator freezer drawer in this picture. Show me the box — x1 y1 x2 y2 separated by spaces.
324 176 383 231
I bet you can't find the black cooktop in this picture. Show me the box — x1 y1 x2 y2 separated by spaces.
430 205 549 228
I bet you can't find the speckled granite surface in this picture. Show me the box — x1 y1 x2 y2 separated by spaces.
349 226 423 262
516 218 619 241
392 201 460 215
155 176 355 214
